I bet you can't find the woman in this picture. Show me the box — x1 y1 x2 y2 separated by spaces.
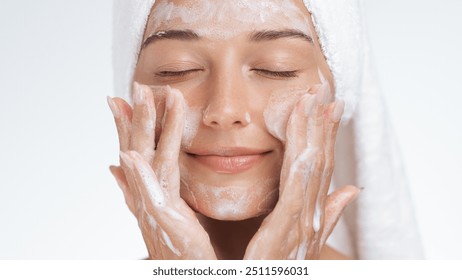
108 0 424 259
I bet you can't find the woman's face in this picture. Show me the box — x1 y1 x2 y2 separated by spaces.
134 0 334 221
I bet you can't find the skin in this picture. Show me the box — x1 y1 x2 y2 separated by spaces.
108 0 360 259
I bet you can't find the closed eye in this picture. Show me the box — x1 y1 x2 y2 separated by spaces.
251 69 299 79
155 69 203 77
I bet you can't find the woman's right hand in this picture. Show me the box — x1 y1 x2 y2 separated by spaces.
107 83 216 260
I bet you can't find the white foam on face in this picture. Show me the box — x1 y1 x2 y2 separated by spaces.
180 159 279 219
196 183 251 218
185 175 278 220
245 112 251 123
264 68 333 143
263 88 307 142
151 0 312 40
181 104 201 148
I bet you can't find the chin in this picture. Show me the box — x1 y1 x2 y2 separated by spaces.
180 180 279 221
196 201 274 221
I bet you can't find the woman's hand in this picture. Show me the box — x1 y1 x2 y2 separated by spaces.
107 83 216 259
244 94 360 260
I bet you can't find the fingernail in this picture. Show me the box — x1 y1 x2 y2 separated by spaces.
331 100 345 122
133 82 146 105
107 96 120 118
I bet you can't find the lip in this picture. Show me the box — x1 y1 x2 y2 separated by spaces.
186 147 271 174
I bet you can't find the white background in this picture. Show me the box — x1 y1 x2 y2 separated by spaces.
0 0 461 259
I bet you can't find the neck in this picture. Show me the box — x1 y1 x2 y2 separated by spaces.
196 213 266 260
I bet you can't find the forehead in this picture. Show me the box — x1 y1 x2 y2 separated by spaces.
146 0 312 39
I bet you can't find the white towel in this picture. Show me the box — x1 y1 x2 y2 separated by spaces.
112 0 424 259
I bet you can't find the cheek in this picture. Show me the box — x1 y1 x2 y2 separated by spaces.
264 87 307 142
182 105 202 148
263 70 333 142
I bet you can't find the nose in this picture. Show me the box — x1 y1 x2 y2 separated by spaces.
202 72 251 129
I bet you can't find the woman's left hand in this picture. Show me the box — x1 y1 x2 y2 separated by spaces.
244 94 360 260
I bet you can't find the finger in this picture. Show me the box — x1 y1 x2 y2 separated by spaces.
302 103 326 234
295 106 325 259
120 152 172 259
107 96 133 152
152 87 185 196
321 185 360 245
149 86 169 147
109 165 128 193
126 151 166 213
139 212 163 260
108 96 140 211
128 149 190 259
279 94 316 195
119 151 145 216
109 165 136 215
129 151 193 259
312 68 333 104
129 82 156 163
278 148 317 217
119 152 140 210
315 101 344 237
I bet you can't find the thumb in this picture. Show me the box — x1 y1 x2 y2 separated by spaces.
321 185 361 244
109 165 129 194
109 165 136 215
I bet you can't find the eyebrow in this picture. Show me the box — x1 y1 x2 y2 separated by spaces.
141 28 313 49
141 29 200 49
249 29 313 43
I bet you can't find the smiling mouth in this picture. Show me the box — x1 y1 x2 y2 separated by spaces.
186 148 272 174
